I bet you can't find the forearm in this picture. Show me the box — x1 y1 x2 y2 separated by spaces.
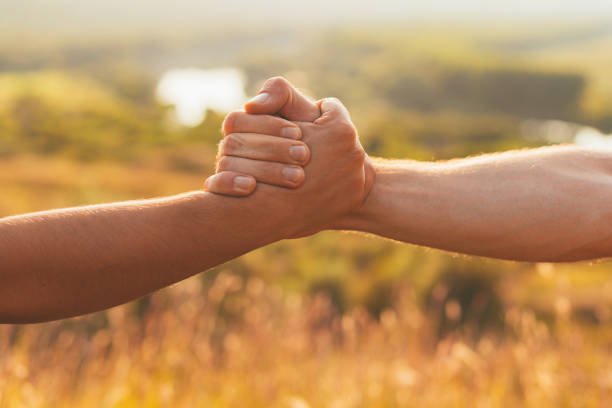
339 145 612 262
0 189 287 323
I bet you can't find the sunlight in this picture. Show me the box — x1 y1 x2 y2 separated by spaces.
521 119 612 150
156 68 247 127
574 127 612 150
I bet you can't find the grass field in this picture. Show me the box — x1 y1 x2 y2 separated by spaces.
2 21 612 407
2 156 612 407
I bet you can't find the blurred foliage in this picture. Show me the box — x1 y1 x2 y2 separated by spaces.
2 22 612 406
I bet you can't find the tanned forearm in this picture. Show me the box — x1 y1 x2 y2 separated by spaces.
339 145 612 262
0 189 290 323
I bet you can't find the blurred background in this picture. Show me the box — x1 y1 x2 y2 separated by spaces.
1 1 612 406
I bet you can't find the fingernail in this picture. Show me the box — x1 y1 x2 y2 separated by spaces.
248 92 269 104
289 145 308 163
234 176 254 192
281 127 301 139
282 167 303 183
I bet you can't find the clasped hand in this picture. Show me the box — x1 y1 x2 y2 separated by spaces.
205 77 375 238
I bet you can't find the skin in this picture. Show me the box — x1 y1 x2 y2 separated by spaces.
1 192 286 323
209 80 612 263
206 76 375 196
336 149 612 262
0 77 372 323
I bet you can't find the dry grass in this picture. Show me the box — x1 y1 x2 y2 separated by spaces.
2 272 612 407
3 157 612 407
0 154 212 216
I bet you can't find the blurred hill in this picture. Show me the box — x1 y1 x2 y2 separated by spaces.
3 12 612 405
1 19 611 314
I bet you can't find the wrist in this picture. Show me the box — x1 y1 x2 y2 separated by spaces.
328 159 432 234
185 189 293 243
328 161 387 232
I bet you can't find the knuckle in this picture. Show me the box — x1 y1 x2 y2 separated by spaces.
222 133 244 152
216 139 226 159
206 174 224 191
204 176 217 191
335 120 357 139
216 156 234 172
345 153 360 168
264 76 289 90
222 110 242 135
352 147 366 162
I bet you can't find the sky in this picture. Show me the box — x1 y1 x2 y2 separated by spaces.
3 0 612 34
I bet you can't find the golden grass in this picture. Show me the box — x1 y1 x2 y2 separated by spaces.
2 156 612 407
0 71 131 116
0 153 213 216
2 272 612 407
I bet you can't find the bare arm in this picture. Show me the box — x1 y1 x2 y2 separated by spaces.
209 102 612 262
337 145 612 262
0 77 372 323
204 80 612 263
0 191 289 323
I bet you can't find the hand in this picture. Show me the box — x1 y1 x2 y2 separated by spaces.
206 76 375 197
205 77 375 238
206 111 312 196
205 76 322 195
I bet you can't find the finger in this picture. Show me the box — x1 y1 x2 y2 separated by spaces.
216 156 305 188
220 133 311 165
244 76 321 122
314 97 352 125
204 172 256 197
222 111 302 139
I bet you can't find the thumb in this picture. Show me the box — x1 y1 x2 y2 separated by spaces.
314 97 352 124
244 77 321 122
